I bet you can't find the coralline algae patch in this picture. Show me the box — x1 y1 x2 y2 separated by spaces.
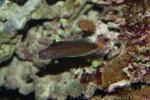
0 0 150 100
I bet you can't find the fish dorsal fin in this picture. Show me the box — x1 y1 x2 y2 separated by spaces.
49 41 72 47
49 40 94 47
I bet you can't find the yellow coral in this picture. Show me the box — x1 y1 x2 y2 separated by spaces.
102 46 136 87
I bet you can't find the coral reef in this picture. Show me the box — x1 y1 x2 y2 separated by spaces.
0 0 150 100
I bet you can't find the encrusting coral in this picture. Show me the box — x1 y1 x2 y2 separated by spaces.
101 46 135 87
78 19 96 33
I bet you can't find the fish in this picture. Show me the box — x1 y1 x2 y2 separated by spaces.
39 40 99 60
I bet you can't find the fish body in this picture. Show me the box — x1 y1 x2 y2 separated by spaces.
39 40 98 59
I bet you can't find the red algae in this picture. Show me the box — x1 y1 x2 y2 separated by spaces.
80 69 102 84
119 22 150 46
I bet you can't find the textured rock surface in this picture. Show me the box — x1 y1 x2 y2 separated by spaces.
0 0 150 100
